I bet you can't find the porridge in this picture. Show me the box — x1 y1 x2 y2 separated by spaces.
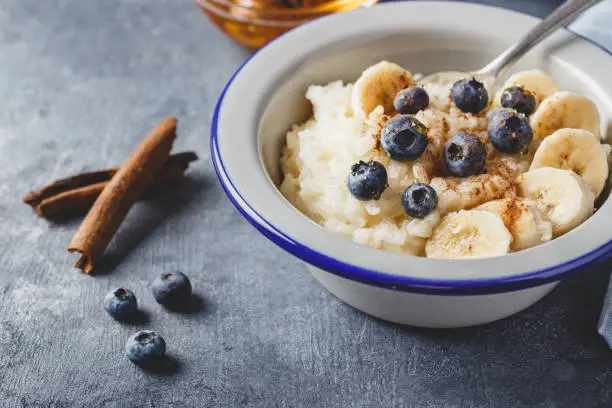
279 61 610 258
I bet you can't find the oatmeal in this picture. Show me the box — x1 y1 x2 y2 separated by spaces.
280 61 609 258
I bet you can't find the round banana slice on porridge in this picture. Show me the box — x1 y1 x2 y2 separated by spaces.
530 128 610 197
494 69 560 109
475 198 552 251
530 91 601 147
430 174 517 214
351 61 415 119
517 167 594 237
426 210 513 259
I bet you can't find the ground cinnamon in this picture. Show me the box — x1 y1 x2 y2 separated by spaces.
68 117 178 273
25 152 197 219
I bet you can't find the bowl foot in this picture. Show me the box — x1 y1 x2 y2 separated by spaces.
308 266 558 328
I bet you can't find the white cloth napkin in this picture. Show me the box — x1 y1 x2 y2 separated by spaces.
570 0 612 52
598 278 612 348
569 0 612 348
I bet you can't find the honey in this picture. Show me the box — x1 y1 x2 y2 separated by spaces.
195 0 379 49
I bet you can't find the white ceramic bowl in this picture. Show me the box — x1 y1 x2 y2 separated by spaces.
211 1 612 328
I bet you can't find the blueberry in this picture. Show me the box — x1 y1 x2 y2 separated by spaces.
347 160 388 201
394 86 430 114
125 330 166 365
500 86 536 116
103 288 137 320
488 108 533 154
444 132 487 177
152 271 192 307
381 115 428 161
451 78 489 114
402 183 438 219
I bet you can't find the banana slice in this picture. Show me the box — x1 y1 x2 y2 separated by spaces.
530 92 601 146
425 210 513 259
517 167 594 237
496 70 560 108
430 174 517 214
530 128 609 197
475 198 553 251
352 61 415 119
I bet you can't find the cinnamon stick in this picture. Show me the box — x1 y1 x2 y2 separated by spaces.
24 170 115 207
68 117 178 273
37 165 186 219
25 152 197 219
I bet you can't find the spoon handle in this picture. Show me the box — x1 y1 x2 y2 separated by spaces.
475 0 602 78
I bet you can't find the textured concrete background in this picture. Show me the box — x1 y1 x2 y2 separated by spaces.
1 0 611 407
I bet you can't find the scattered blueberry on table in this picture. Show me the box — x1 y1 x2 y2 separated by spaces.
500 86 536 116
444 132 487 177
394 86 430 114
402 183 438 219
381 114 429 161
125 330 166 366
488 108 533 154
451 78 489 113
347 160 388 201
103 288 138 321
152 271 192 308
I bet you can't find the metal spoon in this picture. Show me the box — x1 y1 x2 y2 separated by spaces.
419 0 603 87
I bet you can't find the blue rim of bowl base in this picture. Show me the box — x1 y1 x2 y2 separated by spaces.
211 4 612 296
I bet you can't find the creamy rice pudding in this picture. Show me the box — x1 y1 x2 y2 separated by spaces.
280 61 609 258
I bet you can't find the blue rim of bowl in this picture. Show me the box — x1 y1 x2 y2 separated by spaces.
210 4 612 295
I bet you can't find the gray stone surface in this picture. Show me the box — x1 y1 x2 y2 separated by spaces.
0 0 610 407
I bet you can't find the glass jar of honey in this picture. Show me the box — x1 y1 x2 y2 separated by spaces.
195 0 380 50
